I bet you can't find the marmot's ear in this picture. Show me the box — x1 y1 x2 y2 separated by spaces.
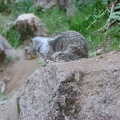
28 38 33 46
32 39 39 45
30 38 40 45
29 38 33 42
32 39 40 51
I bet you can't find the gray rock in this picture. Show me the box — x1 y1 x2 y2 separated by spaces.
57 0 75 16
18 52 120 120
34 0 56 10
0 35 19 64
18 64 84 120
0 49 6 64
14 13 47 41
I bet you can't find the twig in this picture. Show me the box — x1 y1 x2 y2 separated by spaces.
105 1 116 28
95 0 120 33
105 0 120 28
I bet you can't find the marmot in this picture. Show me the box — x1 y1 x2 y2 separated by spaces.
26 30 88 62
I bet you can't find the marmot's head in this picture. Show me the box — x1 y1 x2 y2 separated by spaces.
24 45 39 60
24 36 50 60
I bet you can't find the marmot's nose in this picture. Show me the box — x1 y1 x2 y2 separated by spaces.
25 47 30 53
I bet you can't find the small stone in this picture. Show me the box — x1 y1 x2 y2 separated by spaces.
96 49 104 56
96 59 98 62
114 72 120 77
0 81 6 93
98 55 103 58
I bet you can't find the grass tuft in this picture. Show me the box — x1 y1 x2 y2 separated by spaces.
39 7 70 35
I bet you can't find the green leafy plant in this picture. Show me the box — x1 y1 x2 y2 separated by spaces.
69 0 120 53
110 3 120 21
105 25 120 51
69 1 108 52
6 29 21 48
0 14 21 48
0 0 15 14
0 0 7 12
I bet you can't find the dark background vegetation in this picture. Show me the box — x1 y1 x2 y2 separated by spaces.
0 0 120 56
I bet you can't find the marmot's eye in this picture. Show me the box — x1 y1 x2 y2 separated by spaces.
25 49 28 52
59 53 62 55
25 48 29 51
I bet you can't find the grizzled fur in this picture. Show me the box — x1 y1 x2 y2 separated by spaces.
27 30 88 62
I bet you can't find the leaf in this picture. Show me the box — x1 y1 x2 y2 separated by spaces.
110 11 120 20
111 11 120 15
110 15 120 20
115 3 120 9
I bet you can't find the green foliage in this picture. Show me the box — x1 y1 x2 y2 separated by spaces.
7 29 21 48
110 3 120 21
0 14 21 48
69 1 108 52
104 2 120 51
69 0 120 52
0 0 120 54
0 14 6 35
39 7 69 34
15 0 38 15
0 0 14 14
105 25 120 51
73 0 108 10
0 0 7 12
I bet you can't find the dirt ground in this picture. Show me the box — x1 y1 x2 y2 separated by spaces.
0 52 40 97
0 50 119 120
0 51 40 120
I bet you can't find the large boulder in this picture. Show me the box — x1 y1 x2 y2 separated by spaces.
14 13 46 41
0 35 19 64
18 52 120 120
